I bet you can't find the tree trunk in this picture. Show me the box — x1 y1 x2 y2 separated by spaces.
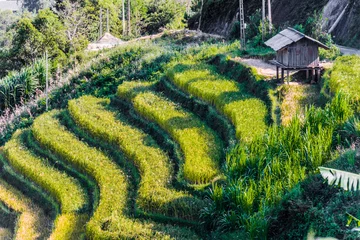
197 0 204 31
127 0 131 36
122 0 125 36
262 0 266 40
268 0 272 33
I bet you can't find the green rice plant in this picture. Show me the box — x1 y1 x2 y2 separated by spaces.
31 111 199 239
0 179 51 240
204 92 353 237
2 130 88 240
68 95 203 221
117 81 222 184
329 55 360 109
166 62 268 142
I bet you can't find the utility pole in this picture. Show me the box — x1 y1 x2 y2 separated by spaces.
127 0 131 36
262 0 266 40
122 0 126 36
45 50 49 111
107 8 109 33
100 8 103 39
239 0 246 50
268 0 272 33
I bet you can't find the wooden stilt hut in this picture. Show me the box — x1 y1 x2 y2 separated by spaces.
265 27 329 82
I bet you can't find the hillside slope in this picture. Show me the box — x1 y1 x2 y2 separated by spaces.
191 0 360 48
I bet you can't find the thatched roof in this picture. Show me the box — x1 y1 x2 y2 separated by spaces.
87 32 124 51
265 27 329 51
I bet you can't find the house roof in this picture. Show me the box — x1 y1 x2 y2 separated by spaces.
0 1 21 11
87 32 124 51
265 27 329 51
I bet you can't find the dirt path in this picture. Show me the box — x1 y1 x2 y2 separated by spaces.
336 44 360 55
233 58 277 78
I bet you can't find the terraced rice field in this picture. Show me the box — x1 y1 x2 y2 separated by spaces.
167 62 268 142
0 42 271 239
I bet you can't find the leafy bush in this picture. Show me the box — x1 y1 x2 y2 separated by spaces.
3 130 88 239
319 44 341 61
117 81 222 184
0 58 47 113
31 110 198 239
68 95 203 221
167 62 268 142
0 179 50 240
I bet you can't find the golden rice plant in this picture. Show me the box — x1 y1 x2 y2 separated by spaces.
3 130 88 240
117 81 222 184
31 111 199 239
68 96 204 221
0 179 51 240
166 62 268 142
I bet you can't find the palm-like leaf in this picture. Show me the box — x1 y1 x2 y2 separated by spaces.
319 167 360 191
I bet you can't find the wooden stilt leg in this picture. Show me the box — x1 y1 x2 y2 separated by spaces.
276 66 279 81
316 69 320 82
306 69 309 79
311 69 315 84
281 68 284 83
287 70 290 84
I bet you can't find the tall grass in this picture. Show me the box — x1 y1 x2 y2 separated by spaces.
0 59 47 113
68 95 203 221
31 110 199 239
328 56 360 110
203 92 353 238
2 130 88 239
0 179 51 240
117 81 223 184
166 62 268 142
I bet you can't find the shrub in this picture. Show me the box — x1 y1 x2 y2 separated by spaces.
68 95 203 221
3 130 88 239
0 179 51 240
166 62 268 142
117 81 222 184
31 110 199 239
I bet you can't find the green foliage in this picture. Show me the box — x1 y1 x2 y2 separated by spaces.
68 95 204 220
3 130 88 239
145 0 187 34
117 81 222 184
0 58 47 113
319 44 341 61
204 93 353 237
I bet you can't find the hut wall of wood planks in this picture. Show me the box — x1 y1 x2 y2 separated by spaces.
265 27 329 82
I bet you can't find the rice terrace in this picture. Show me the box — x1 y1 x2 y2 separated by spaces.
1 0 360 239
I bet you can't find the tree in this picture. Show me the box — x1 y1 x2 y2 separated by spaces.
56 0 89 52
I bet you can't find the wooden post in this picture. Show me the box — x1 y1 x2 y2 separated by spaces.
316 69 320 82
287 70 290 84
281 68 284 82
306 69 309 79
311 68 315 83
276 66 279 81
